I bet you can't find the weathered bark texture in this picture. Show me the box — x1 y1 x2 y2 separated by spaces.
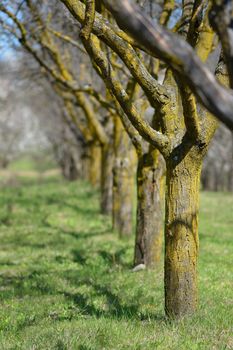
61 153 79 181
112 154 134 238
53 143 79 181
88 141 101 187
165 152 202 318
202 128 233 192
202 167 219 191
112 117 135 237
80 144 91 181
134 150 165 268
100 144 114 215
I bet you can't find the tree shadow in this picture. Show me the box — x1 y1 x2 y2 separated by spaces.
61 281 165 322
0 270 56 299
69 246 131 269
71 249 87 265
97 248 131 269
50 227 111 240
167 213 199 249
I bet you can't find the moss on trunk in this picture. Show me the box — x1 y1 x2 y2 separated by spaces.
100 144 114 215
165 151 202 318
112 117 135 237
88 141 101 187
134 149 165 267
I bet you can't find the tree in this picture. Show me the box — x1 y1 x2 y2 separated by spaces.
1 0 230 319
60 0 166 266
202 125 233 192
59 0 228 318
102 0 233 130
0 0 136 234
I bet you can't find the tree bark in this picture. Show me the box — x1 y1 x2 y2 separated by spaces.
80 144 91 182
112 117 135 237
134 149 165 268
112 153 134 237
165 153 202 318
88 141 101 187
102 0 233 130
100 143 114 215
53 143 79 181
228 133 233 191
63 153 79 181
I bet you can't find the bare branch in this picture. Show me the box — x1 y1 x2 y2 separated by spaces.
79 31 170 156
80 0 95 40
102 0 233 130
113 102 143 155
210 0 233 88
60 0 170 108
48 28 87 54
160 0 175 26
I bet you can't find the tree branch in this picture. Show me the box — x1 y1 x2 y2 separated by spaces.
102 0 233 130
60 0 170 108
48 28 87 54
210 0 233 88
79 31 170 156
160 0 175 26
80 0 95 40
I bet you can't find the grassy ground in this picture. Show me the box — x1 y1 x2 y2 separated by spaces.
0 174 232 350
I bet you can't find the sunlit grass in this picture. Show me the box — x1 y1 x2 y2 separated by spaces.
0 175 232 349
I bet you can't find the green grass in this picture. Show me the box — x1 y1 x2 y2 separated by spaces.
9 153 56 172
0 175 232 349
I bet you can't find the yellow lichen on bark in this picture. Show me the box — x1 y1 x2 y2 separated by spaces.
88 141 102 187
134 148 165 267
112 115 134 237
165 150 202 317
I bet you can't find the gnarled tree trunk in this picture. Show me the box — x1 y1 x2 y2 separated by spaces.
100 143 114 215
165 151 202 318
88 141 101 187
62 153 79 181
112 153 134 237
52 142 79 181
134 149 165 268
112 117 135 237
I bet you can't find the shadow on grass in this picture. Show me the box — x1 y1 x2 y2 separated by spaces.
0 178 165 326
3 176 64 188
97 248 131 269
0 251 164 325
68 229 110 240
71 249 87 265
0 180 98 219
14 197 99 218
0 265 165 323
61 281 164 322
69 246 131 269
0 270 56 299
60 249 164 322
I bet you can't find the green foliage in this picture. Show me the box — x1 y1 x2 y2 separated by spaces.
0 176 232 349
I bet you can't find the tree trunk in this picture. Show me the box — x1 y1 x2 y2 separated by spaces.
227 133 233 191
165 154 202 318
88 141 101 187
112 153 134 237
54 145 79 181
134 149 165 268
63 154 79 181
80 144 90 182
112 117 135 237
100 143 114 215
